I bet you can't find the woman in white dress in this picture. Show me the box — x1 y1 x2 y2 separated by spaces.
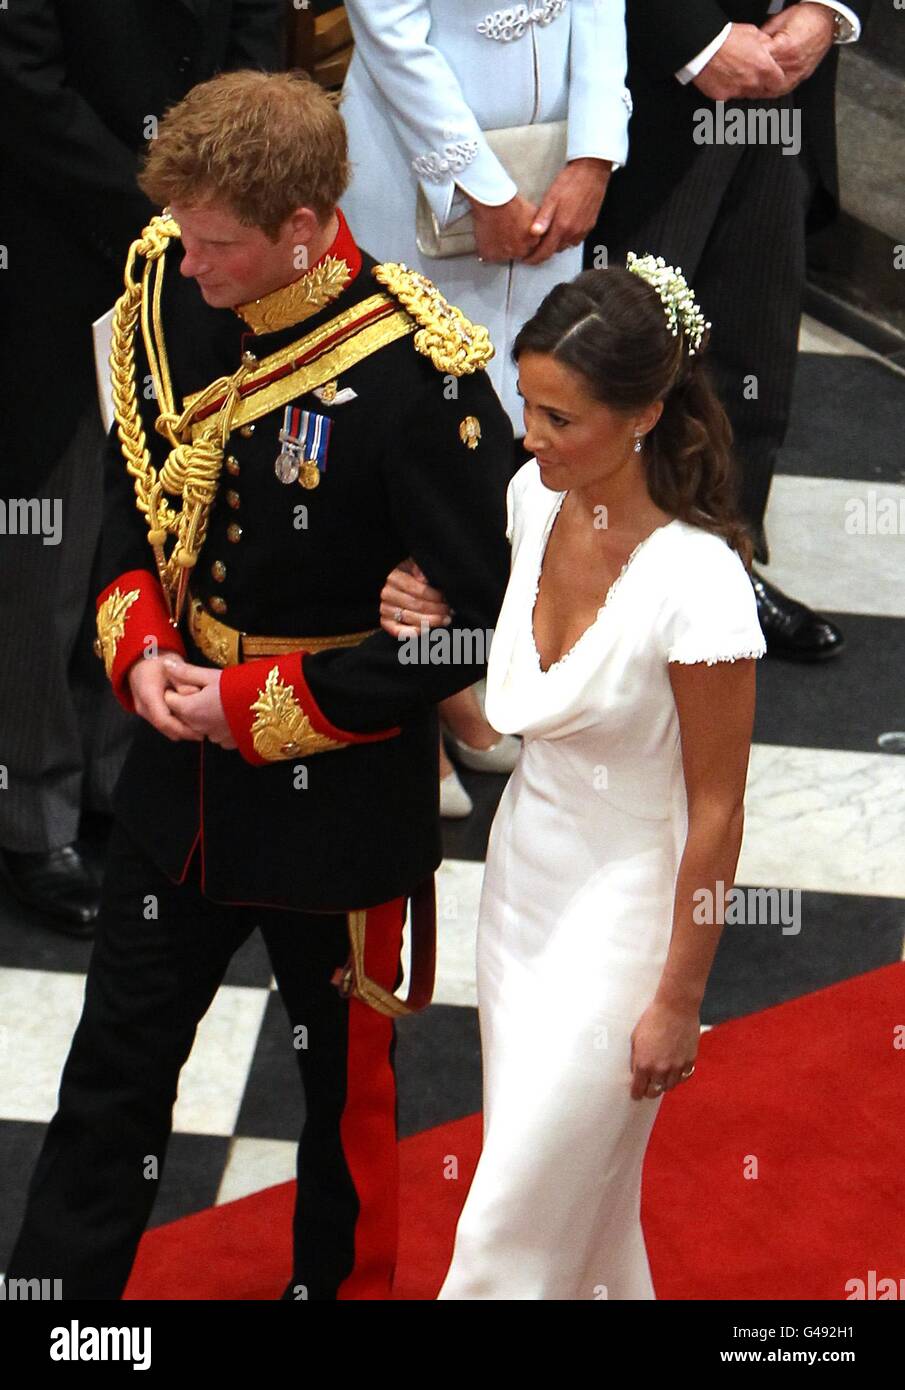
380 256 767 1299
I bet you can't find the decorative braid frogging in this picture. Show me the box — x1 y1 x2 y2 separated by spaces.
109 214 250 621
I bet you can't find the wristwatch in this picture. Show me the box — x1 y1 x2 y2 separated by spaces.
831 9 855 43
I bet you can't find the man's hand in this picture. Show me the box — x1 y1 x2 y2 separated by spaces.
160 656 238 749
761 2 836 91
468 191 543 263
127 652 205 742
522 158 613 266
692 22 788 100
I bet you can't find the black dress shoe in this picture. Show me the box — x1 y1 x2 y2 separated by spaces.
750 522 770 567
0 844 99 936
751 571 844 661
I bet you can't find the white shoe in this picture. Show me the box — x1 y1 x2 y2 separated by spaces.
445 730 521 774
440 767 473 819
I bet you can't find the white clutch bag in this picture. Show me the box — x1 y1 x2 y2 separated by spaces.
415 120 568 259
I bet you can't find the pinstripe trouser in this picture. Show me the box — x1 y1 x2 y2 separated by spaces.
0 403 133 852
602 102 814 561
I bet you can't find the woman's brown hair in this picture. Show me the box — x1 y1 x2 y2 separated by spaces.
512 265 753 568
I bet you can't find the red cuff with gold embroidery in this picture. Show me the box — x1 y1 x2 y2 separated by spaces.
95 569 186 712
220 652 402 765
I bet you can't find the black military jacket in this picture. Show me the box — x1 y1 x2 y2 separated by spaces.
97 210 512 910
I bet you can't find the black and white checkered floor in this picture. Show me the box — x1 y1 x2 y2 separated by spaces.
1 318 904 1266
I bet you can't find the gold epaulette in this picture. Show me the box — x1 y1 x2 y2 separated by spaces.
371 263 494 376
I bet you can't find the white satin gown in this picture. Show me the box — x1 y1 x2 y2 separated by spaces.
438 461 766 1300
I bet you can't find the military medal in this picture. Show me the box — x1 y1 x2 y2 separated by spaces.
299 407 332 489
299 459 321 490
275 450 300 484
275 406 303 484
275 405 332 487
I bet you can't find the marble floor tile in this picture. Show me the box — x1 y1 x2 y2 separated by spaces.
148 1134 231 1228
231 993 302 1143
761 474 905 618
396 1004 483 1137
0 969 87 1122
740 744 905 898
173 985 270 1137
431 858 483 1008
798 315 874 360
216 1137 297 1206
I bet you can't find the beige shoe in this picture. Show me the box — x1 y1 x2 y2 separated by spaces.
440 767 473 818
445 730 521 774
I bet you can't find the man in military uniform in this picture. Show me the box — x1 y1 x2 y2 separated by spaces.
6 70 511 1300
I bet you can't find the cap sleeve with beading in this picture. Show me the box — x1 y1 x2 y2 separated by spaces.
661 528 767 666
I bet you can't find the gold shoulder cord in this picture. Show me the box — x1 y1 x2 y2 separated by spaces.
110 213 252 623
371 263 494 376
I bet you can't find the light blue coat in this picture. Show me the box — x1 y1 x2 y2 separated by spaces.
339 1 631 431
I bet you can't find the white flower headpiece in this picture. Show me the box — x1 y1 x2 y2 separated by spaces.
625 252 711 355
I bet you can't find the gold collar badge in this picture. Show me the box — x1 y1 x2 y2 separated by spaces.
235 256 352 334
459 416 481 450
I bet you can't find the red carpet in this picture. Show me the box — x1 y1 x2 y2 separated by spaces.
125 963 905 1300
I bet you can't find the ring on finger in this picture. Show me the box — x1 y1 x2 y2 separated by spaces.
393 607 404 624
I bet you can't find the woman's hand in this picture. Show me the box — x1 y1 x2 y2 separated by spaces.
380 557 452 639
469 192 543 263
522 158 613 266
629 995 700 1101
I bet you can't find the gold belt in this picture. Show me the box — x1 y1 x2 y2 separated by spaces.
188 596 378 668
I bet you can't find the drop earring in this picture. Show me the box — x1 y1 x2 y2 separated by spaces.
633 432 643 454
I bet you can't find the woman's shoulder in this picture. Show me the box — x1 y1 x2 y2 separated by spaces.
661 518 750 580
656 520 765 664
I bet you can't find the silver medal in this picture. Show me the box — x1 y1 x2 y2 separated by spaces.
274 445 300 484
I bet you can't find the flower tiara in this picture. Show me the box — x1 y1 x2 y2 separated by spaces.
625 252 711 355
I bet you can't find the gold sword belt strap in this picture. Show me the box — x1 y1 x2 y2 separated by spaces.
188 596 378 668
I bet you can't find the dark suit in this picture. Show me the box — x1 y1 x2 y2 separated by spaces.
0 0 286 494
590 0 872 560
0 1 285 855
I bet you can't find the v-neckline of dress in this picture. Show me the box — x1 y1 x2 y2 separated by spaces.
529 490 679 676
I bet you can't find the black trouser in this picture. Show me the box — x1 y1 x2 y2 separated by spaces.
6 820 405 1300
599 102 815 564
